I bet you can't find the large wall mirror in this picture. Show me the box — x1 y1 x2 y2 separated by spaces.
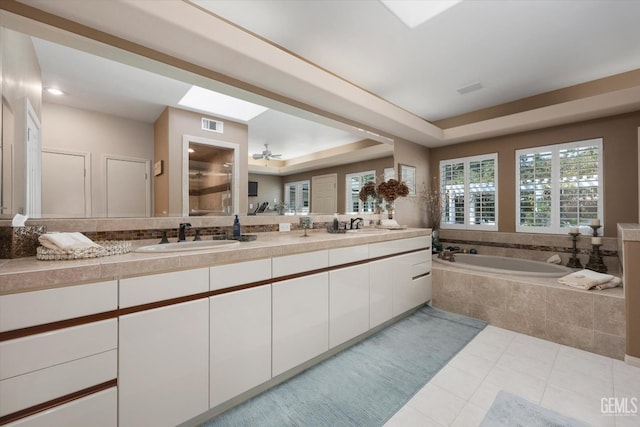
0 11 393 220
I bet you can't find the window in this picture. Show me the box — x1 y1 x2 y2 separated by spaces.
516 138 603 234
345 170 376 213
284 180 309 214
440 153 498 230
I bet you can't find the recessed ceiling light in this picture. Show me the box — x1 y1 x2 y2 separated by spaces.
179 86 268 122
380 0 463 29
46 87 64 96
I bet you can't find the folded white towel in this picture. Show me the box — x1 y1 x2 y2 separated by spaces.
594 277 622 290
557 269 614 290
39 232 102 251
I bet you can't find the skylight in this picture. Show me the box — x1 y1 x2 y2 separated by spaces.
179 86 268 122
380 0 462 29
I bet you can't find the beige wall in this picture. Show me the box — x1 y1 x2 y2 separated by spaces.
155 107 249 216
2 27 42 216
154 108 170 216
248 173 283 213
624 240 640 359
430 111 640 237
284 156 393 214
394 139 431 228
42 103 154 217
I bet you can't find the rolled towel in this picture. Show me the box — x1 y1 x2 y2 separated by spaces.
39 232 103 251
557 269 614 290
594 277 622 290
546 254 561 264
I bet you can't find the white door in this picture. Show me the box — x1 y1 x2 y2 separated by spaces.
42 150 90 218
311 173 337 214
105 156 150 217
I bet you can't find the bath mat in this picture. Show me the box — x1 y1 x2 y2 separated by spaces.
201 306 486 427
480 391 594 427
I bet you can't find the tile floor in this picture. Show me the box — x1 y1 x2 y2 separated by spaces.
385 325 640 427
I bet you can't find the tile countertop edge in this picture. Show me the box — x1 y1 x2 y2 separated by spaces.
618 223 640 242
0 228 431 294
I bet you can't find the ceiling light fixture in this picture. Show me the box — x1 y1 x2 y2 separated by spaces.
179 86 268 122
380 0 463 29
46 87 64 96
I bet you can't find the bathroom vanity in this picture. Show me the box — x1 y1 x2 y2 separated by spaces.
0 229 431 426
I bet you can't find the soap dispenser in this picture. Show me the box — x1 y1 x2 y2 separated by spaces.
333 213 339 231
233 214 241 237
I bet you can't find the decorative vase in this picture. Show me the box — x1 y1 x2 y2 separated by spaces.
387 202 394 220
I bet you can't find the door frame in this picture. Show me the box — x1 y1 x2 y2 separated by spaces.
104 154 151 217
182 135 240 216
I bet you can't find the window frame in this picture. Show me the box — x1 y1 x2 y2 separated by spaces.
283 180 310 214
345 170 376 214
515 138 603 234
439 153 498 231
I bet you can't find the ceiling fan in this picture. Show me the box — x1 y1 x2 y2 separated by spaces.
252 144 282 160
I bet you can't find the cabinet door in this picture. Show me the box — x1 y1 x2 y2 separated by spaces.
210 285 272 407
119 299 209 427
272 272 328 377
369 258 395 328
329 264 369 348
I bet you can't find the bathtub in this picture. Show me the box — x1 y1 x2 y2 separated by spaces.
432 253 573 278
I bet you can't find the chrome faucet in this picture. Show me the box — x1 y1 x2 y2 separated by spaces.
350 217 364 230
178 222 191 242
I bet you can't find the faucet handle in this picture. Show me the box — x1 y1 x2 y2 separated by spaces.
193 229 202 241
158 230 169 244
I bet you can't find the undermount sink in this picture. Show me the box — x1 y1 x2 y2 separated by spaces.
135 240 240 253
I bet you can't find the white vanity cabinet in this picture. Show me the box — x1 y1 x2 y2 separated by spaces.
118 270 209 427
209 259 272 408
272 272 329 377
369 257 396 328
0 281 118 426
329 264 370 348
392 250 432 316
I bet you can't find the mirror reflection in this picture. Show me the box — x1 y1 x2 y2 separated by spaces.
1 18 393 219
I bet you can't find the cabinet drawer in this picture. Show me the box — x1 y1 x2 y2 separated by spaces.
272 250 328 277
410 262 431 279
369 236 431 258
0 281 117 332
210 259 271 291
0 349 117 416
328 244 369 266
0 319 117 380
5 387 117 427
119 268 209 307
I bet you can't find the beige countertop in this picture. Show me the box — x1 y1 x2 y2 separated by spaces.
0 228 430 295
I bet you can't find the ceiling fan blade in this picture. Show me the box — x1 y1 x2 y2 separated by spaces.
252 153 264 160
271 154 282 158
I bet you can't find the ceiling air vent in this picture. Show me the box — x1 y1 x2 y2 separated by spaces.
201 118 223 133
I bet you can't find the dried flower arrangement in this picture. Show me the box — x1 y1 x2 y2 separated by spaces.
418 177 442 231
359 178 409 218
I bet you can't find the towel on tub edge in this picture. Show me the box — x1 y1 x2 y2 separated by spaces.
557 269 621 290
38 232 103 251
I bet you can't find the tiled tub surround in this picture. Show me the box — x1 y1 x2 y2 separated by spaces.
438 229 620 275
432 262 625 360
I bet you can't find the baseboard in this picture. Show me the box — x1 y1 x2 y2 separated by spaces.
625 354 640 367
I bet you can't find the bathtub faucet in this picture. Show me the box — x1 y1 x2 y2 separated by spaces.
438 250 456 262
